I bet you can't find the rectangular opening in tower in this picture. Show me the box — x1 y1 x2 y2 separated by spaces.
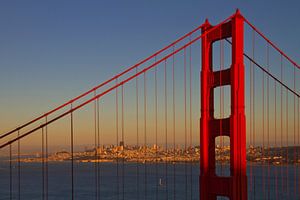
215 135 230 177
212 39 232 72
214 85 231 119
217 196 230 200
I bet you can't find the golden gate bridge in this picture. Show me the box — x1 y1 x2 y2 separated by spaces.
0 10 299 200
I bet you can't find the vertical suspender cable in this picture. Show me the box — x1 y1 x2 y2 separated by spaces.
293 66 296 199
70 104 74 200
155 56 158 200
219 28 224 177
221 38 225 176
262 53 265 199
274 80 278 200
164 59 168 200
116 79 120 200
249 49 253 195
298 90 299 199
42 126 45 200
266 43 270 199
222 37 225 175
184 47 187 200
221 39 224 136
251 30 255 199
97 98 101 199
252 30 256 148
17 131 20 200
189 36 193 200
45 116 48 200
172 46 176 200
297 68 300 199
121 84 125 200
249 38 253 163
144 71 147 200
280 54 284 194
94 91 98 200
136 67 140 200
286 87 289 197
253 50 256 200
9 144 12 200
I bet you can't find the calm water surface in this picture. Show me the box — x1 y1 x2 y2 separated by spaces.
0 161 298 200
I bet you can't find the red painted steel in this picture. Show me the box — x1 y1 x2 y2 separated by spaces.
200 10 247 200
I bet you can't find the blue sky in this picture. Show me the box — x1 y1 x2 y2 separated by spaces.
0 1 299 141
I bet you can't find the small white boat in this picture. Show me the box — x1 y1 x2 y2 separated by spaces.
159 178 163 186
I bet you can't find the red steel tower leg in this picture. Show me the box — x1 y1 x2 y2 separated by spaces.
200 10 247 200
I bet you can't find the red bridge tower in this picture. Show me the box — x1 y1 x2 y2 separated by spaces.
200 10 247 200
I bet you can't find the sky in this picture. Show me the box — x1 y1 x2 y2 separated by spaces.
0 1 299 151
